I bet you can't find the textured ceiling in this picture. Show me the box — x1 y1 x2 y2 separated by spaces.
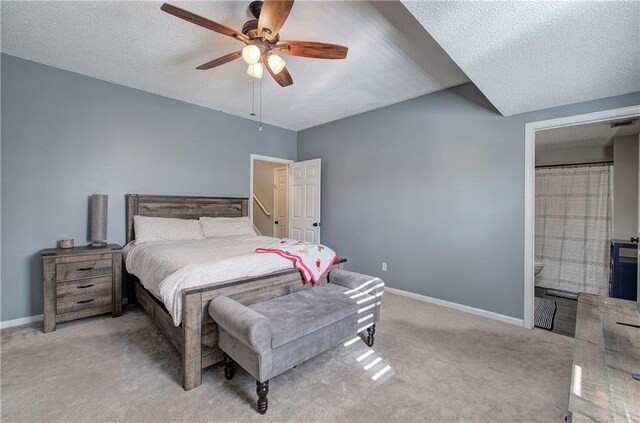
1 1 469 130
402 1 640 116
536 117 640 151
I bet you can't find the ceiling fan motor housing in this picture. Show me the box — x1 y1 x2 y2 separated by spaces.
242 20 279 44
248 1 263 19
241 19 259 37
244 1 279 42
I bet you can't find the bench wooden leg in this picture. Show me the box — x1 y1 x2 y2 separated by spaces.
366 324 376 347
256 380 269 414
224 353 236 380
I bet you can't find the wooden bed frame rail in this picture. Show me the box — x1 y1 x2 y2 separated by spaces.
125 194 346 391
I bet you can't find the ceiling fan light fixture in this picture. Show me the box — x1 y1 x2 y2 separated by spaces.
242 45 261 65
247 63 264 79
267 54 286 74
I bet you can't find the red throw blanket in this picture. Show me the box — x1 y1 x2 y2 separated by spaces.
256 239 339 284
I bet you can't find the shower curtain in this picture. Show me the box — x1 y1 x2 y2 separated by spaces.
535 164 613 296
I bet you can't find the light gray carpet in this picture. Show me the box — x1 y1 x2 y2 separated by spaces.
1 293 573 422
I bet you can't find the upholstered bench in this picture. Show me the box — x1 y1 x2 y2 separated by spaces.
208 269 384 414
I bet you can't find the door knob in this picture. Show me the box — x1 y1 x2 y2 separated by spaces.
312 222 320 227
631 237 639 243
274 221 279 225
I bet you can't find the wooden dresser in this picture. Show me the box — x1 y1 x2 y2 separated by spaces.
40 244 123 333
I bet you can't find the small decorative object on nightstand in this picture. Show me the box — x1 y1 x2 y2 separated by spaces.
40 243 122 333
58 239 74 249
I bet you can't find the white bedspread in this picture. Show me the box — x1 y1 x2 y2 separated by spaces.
123 236 293 326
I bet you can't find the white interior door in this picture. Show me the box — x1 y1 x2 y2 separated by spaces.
289 159 321 242
273 166 288 238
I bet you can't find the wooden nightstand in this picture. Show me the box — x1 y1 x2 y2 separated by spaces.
40 243 123 333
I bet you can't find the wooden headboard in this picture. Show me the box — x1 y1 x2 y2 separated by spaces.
125 194 248 244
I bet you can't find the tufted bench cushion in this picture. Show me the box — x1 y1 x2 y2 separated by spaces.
248 283 358 348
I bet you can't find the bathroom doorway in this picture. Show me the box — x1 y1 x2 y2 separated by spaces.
526 108 640 336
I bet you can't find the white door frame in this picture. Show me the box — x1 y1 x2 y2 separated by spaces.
249 154 294 228
523 104 640 329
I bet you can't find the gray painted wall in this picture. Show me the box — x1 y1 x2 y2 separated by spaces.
1 54 297 322
613 135 639 240
298 83 640 319
535 145 613 166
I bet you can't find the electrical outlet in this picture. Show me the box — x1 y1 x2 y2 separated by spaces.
382 262 387 271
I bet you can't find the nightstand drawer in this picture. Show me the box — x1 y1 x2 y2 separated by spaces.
57 291 113 314
56 276 112 298
56 259 112 282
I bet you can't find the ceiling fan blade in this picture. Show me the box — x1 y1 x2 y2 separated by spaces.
161 3 247 42
196 51 242 70
276 41 348 59
258 0 294 41
263 54 293 87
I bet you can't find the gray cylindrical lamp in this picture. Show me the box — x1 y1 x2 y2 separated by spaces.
90 194 108 247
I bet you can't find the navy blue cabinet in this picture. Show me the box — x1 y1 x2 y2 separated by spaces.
610 240 638 301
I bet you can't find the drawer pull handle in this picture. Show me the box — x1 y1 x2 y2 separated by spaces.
77 267 94 271
77 299 95 304
77 284 94 289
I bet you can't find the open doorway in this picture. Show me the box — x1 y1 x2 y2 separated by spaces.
250 155 292 237
250 154 323 242
524 106 640 333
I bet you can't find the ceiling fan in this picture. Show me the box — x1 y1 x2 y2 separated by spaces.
161 1 349 87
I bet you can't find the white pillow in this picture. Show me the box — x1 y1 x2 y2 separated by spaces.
133 216 205 245
199 216 256 238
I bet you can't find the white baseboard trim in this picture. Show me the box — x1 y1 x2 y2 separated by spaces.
1 294 524 330
385 287 525 328
0 314 44 330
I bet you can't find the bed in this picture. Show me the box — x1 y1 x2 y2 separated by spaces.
124 194 346 391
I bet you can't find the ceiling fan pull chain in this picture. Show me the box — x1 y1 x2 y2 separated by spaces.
251 77 256 117
259 77 263 132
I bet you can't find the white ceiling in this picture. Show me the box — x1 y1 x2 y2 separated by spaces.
0 1 469 130
402 1 640 116
536 117 640 151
